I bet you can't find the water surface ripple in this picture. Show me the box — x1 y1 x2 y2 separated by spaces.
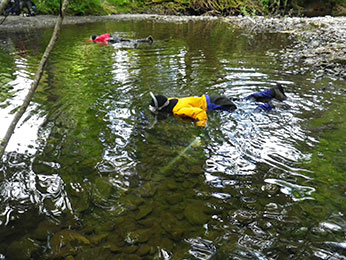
0 20 345 259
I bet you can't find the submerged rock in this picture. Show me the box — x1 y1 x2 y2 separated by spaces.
73 247 114 260
50 229 90 258
122 245 138 254
161 214 185 241
89 233 108 245
137 244 152 256
126 254 142 260
138 182 157 198
92 177 113 204
125 229 152 244
32 220 60 241
165 192 183 205
135 204 153 220
7 237 38 260
107 232 125 252
184 200 209 226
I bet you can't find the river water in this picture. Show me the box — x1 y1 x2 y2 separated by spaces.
0 20 345 259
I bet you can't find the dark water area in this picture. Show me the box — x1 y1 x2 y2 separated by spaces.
0 20 345 260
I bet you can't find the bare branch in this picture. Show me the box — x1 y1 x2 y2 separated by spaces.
0 0 70 159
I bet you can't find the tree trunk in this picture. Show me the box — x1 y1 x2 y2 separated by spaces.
0 0 10 15
0 0 70 159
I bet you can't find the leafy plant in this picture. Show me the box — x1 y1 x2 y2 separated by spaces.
33 0 346 15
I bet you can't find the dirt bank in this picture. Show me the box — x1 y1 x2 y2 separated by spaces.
1 14 345 79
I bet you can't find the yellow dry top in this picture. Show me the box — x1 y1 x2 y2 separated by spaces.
170 95 208 127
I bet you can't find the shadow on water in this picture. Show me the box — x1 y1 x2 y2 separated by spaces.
0 20 345 259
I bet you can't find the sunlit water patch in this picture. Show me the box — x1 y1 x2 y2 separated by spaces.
0 20 345 260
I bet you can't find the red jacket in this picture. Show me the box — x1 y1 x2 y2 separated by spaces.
94 34 111 42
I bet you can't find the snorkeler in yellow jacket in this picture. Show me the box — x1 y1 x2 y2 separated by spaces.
149 93 237 127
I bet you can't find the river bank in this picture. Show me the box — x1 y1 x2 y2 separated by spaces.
1 14 345 79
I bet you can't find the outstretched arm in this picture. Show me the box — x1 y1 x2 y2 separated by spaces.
174 107 207 127
255 100 290 111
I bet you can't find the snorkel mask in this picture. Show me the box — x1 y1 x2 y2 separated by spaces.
149 92 169 113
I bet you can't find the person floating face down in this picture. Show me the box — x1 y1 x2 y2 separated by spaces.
149 93 237 127
148 84 289 127
90 34 154 46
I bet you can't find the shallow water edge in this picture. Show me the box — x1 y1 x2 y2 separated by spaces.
2 14 345 79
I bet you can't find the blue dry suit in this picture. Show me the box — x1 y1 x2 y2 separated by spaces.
169 94 236 127
244 89 275 111
255 103 274 111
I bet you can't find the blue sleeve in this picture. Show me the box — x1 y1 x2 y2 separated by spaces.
255 103 275 111
245 89 273 100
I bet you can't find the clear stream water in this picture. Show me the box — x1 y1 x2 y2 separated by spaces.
0 20 345 259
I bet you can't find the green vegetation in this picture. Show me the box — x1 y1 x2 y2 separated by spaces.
34 0 346 16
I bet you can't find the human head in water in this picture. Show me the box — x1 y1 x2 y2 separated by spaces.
149 92 170 113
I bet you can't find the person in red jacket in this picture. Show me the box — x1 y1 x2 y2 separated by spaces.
91 34 112 43
90 34 154 46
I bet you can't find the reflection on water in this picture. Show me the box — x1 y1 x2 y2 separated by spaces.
0 56 45 155
0 20 345 259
